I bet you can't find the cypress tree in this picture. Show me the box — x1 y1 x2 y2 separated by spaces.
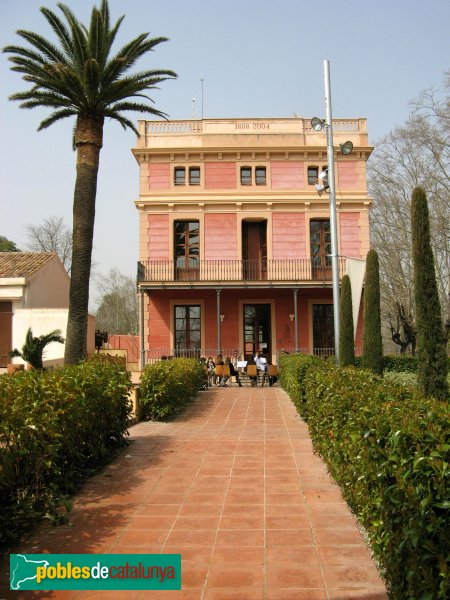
362 249 383 375
411 187 448 399
339 275 355 366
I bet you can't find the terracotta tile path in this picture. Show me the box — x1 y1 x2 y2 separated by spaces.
1 386 387 599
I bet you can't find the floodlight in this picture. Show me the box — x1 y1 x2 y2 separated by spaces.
315 182 329 196
311 117 325 131
318 168 328 182
340 141 353 155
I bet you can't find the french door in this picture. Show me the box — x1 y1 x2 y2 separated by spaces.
242 221 267 280
312 303 334 356
174 220 199 280
310 219 331 280
243 303 271 361
174 305 201 356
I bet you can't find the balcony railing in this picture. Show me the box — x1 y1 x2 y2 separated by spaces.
137 258 346 284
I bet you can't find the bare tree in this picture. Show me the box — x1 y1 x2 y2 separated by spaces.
94 268 138 335
368 72 450 350
25 216 72 273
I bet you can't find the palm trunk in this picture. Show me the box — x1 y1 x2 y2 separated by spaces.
64 115 103 364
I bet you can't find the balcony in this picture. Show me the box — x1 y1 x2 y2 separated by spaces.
137 258 346 288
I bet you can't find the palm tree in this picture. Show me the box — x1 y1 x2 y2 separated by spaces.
10 327 65 370
4 1 176 364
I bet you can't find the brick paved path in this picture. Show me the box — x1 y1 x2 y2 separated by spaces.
1 386 387 599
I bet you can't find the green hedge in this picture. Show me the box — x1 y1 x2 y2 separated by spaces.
278 353 326 412
0 358 132 545
280 355 450 599
139 358 205 421
354 354 450 373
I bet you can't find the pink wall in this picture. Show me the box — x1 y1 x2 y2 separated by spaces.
148 163 170 190
148 294 171 350
108 335 139 363
337 162 358 190
205 162 236 189
271 161 304 189
272 213 306 259
148 214 169 259
339 212 361 258
205 214 238 259
147 288 334 356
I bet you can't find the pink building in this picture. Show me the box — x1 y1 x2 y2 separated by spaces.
133 118 372 366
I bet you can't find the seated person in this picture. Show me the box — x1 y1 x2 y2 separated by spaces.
224 356 242 387
206 356 216 387
254 351 267 384
215 354 224 386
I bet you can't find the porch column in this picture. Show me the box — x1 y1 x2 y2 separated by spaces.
216 288 222 355
293 288 299 353
139 289 146 370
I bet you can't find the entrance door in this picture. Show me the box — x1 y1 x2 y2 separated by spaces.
312 303 334 356
242 221 267 280
0 301 13 367
243 304 271 361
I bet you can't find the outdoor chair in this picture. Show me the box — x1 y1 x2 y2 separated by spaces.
214 365 224 385
245 364 258 386
268 364 279 386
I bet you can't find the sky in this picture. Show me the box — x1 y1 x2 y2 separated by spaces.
1 0 449 307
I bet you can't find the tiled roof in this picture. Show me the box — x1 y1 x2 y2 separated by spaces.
0 252 56 278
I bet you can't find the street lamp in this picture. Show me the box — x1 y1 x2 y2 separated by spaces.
312 60 353 365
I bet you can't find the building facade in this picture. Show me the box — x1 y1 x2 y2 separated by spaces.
0 252 95 368
133 117 372 365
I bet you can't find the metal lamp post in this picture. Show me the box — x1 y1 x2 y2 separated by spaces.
312 59 353 366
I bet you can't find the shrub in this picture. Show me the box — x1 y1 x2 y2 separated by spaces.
0 358 132 544
355 355 450 374
278 353 327 416
283 361 450 599
411 186 448 400
362 249 383 375
339 274 355 366
139 358 205 421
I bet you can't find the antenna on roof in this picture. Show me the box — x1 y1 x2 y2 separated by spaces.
201 78 204 119
192 97 196 119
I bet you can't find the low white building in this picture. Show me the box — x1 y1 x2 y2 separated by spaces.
0 252 94 368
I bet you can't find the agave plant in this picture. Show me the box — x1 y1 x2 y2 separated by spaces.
9 327 65 370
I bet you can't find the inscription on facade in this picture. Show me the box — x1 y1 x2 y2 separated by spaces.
235 122 270 130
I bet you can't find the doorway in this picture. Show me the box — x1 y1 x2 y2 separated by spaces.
0 301 13 367
312 303 334 355
242 220 267 280
243 303 271 361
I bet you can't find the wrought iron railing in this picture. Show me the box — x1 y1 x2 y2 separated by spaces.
137 258 345 284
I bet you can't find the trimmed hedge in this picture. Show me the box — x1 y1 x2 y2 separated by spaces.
0 358 132 545
280 354 450 599
139 358 205 421
354 354 450 374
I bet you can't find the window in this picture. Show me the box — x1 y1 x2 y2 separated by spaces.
312 304 334 355
175 305 201 352
174 167 186 185
310 219 331 269
240 167 252 185
189 167 200 185
308 166 319 185
174 220 199 278
255 166 267 185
